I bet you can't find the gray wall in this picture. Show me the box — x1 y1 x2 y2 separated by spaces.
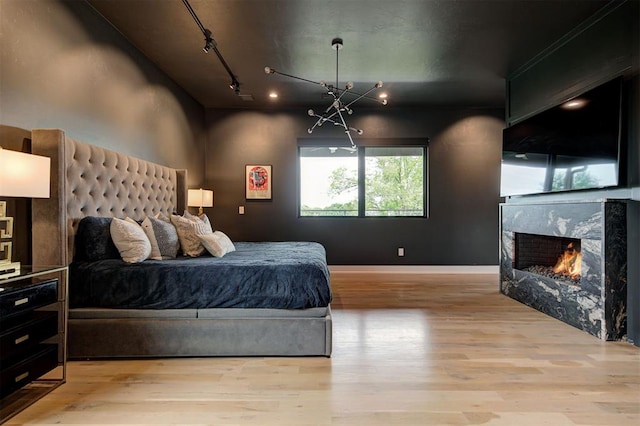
205 107 504 265
0 0 207 265
0 0 206 184
504 0 640 346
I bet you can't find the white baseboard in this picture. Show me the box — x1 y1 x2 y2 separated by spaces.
328 265 499 274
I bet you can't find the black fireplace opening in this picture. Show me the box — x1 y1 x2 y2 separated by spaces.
514 233 582 285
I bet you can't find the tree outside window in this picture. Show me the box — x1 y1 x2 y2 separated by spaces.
299 145 426 217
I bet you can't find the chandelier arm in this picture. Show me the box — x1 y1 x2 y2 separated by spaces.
335 108 356 148
336 90 387 105
333 86 352 107
310 111 363 138
308 115 327 133
341 85 384 108
268 69 324 86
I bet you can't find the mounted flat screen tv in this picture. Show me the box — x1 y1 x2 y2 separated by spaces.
500 77 623 197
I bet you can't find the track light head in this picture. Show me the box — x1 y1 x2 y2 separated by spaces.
203 29 215 53
230 79 240 95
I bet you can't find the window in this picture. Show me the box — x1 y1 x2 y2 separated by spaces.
299 143 427 217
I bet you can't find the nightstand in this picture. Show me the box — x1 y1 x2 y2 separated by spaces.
0 265 68 423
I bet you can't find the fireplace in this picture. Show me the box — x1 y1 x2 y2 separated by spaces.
500 200 627 340
515 233 581 283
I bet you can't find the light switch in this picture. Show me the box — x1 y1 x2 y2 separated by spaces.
239 206 245 215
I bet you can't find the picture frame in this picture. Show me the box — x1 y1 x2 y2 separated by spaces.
245 164 272 200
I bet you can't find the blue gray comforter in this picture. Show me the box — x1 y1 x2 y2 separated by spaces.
70 242 332 310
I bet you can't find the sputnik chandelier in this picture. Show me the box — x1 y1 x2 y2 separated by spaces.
265 38 387 148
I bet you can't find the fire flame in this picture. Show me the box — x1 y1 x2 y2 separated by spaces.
552 242 582 279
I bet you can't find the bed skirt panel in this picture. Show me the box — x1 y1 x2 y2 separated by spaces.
68 308 332 358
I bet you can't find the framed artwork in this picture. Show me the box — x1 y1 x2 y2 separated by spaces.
245 165 272 200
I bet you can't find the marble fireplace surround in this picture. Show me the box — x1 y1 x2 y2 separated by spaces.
500 200 627 340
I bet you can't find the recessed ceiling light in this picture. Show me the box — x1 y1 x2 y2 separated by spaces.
269 92 278 99
561 98 588 110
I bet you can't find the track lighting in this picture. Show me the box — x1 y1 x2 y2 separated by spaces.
265 38 386 148
183 0 241 95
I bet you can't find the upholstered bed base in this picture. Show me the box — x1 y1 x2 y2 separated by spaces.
30 128 332 358
68 307 332 358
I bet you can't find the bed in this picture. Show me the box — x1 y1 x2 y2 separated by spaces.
30 128 332 358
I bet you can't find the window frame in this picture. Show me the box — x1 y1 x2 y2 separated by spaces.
297 138 429 218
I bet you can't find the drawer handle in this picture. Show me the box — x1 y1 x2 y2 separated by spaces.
15 297 29 306
15 371 29 382
15 334 30 345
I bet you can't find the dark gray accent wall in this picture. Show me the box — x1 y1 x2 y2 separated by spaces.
0 0 206 185
0 0 208 266
503 0 640 346
205 107 504 265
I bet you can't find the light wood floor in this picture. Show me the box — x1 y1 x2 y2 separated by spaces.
6 273 640 425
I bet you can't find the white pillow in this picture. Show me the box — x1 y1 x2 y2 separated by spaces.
140 217 162 260
110 217 152 263
184 211 214 234
199 231 236 258
170 214 207 257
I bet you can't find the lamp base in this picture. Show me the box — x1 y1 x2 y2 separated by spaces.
0 261 20 279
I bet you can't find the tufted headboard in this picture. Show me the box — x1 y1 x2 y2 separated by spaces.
31 129 187 266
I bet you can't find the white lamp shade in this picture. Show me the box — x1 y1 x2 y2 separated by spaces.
0 148 51 198
187 188 213 208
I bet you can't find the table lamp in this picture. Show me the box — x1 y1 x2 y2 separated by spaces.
0 147 51 277
187 188 213 215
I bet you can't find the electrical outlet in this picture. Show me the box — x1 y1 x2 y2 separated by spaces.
239 206 245 215
398 247 405 257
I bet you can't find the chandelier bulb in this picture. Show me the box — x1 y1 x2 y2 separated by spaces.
346 81 354 90
347 109 353 115
307 128 313 134
382 99 388 106
308 109 315 116
320 80 326 87
357 129 364 135
376 81 383 88
264 66 272 74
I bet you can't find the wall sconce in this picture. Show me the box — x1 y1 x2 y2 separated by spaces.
187 188 214 215
0 147 51 277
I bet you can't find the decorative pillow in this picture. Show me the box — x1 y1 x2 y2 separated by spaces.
199 231 236 258
200 214 214 232
170 213 207 257
140 217 163 260
184 211 214 233
74 216 120 262
110 217 152 263
149 216 180 259
155 212 171 222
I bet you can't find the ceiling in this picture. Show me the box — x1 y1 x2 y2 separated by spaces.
86 0 610 110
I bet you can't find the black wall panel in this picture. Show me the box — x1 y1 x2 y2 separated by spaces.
205 107 504 266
